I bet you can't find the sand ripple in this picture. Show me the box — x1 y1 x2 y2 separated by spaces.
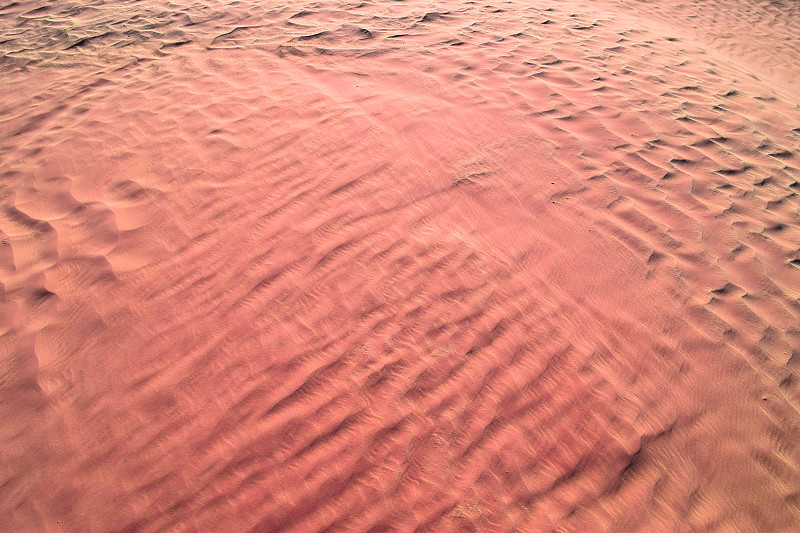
1 0 799 531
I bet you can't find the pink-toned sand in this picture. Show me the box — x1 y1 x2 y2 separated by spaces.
1 0 800 531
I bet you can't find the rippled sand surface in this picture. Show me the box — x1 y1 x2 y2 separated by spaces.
2 0 800 531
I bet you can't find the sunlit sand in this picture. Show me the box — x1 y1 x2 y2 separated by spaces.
1 0 799 530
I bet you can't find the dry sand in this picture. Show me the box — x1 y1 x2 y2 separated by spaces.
1 0 800 531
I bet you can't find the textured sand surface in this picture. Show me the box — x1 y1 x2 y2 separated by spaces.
1 0 800 531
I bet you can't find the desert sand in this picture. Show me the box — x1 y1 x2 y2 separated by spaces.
1 0 799 531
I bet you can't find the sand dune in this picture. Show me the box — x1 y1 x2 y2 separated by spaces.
1 0 799 531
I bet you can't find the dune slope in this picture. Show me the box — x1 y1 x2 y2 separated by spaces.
1 0 800 531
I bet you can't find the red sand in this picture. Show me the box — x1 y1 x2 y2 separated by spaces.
1 0 800 531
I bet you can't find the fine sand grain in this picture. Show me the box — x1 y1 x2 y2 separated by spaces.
1 0 799 531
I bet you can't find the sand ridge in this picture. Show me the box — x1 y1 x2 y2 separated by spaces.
1 0 800 531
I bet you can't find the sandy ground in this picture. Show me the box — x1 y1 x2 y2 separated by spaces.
1 0 799 531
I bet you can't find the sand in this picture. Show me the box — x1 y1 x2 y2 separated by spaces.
1 0 799 531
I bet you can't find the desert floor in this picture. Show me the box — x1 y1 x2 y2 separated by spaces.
1 0 800 531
